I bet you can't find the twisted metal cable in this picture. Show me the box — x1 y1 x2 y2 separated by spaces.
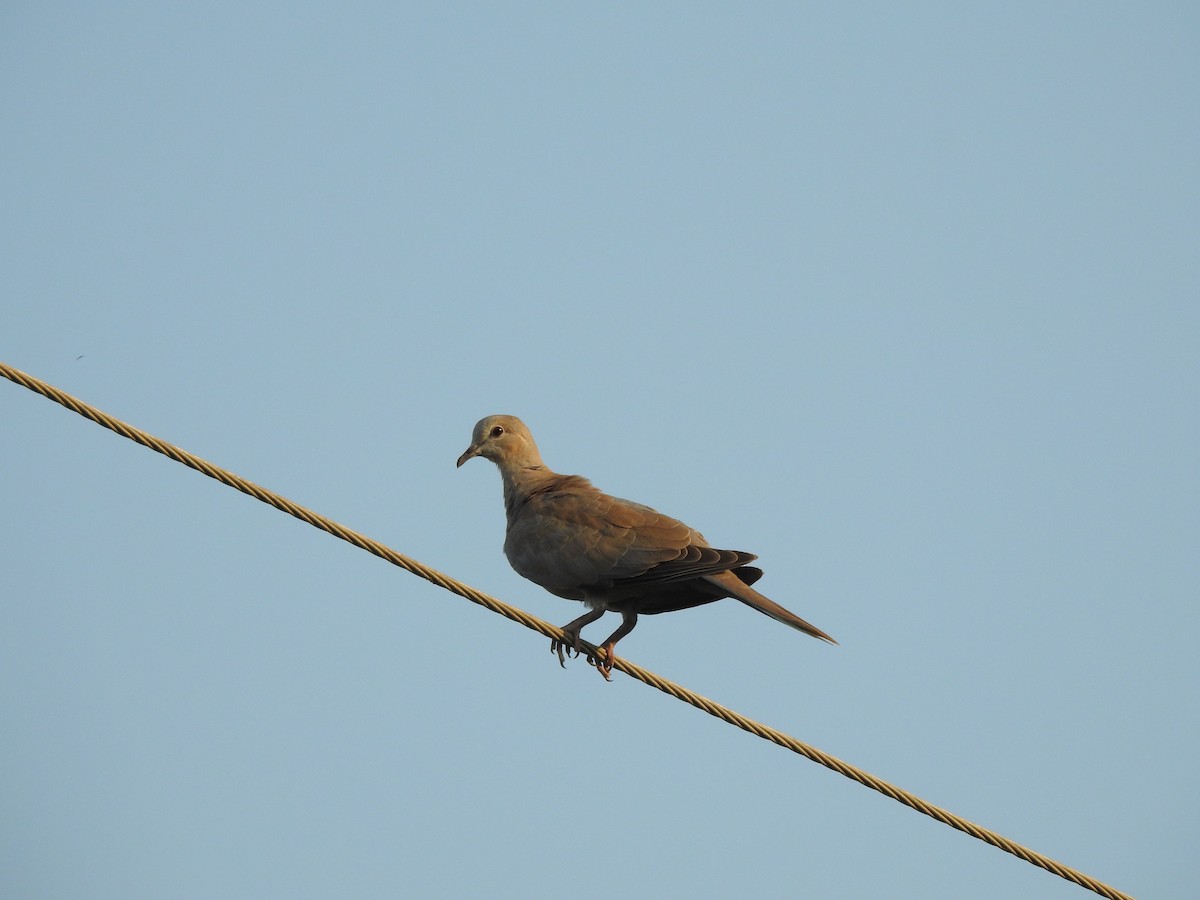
2 361 1133 900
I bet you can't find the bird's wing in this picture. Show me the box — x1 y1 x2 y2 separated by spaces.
505 476 751 592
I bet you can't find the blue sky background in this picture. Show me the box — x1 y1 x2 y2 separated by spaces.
3 4 1197 898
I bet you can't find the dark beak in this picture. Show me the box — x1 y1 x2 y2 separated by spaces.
456 444 480 468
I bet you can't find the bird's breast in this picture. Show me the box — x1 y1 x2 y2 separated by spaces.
502 494 625 597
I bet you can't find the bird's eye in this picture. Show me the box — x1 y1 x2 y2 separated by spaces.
490 425 505 438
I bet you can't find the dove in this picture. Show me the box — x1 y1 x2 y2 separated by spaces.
456 415 836 678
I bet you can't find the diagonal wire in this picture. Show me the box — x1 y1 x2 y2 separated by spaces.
1 361 1133 900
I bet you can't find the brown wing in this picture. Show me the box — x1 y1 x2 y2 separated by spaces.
505 477 745 593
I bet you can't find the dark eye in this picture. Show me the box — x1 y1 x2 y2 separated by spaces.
490 425 504 438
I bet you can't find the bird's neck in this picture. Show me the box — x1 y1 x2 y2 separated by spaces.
500 462 557 517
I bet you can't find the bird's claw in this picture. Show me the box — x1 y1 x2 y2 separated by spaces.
551 633 582 668
586 644 616 681
551 633 614 680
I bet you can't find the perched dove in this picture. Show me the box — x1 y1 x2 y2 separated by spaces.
457 415 836 678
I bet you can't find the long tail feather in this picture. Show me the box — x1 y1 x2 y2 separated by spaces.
705 570 837 644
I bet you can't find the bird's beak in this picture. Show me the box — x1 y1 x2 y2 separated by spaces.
456 443 481 468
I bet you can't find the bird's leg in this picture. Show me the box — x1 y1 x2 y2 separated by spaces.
589 610 638 681
552 608 606 668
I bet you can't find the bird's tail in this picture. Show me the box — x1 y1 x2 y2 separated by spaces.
706 570 837 644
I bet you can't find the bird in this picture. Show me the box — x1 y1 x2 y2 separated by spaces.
456 414 835 679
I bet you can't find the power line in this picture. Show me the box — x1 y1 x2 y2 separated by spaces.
1 361 1134 900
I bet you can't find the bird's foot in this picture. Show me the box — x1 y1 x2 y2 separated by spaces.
551 631 583 668
585 642 617 681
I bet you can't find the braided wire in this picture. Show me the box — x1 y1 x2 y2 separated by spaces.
2 362 1133 900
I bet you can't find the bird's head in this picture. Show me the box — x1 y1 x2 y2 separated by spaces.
456 415 544 470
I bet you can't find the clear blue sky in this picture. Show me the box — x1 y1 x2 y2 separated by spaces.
3 4 1196 898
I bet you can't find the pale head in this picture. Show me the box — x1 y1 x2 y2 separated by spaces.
456 415 544 469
